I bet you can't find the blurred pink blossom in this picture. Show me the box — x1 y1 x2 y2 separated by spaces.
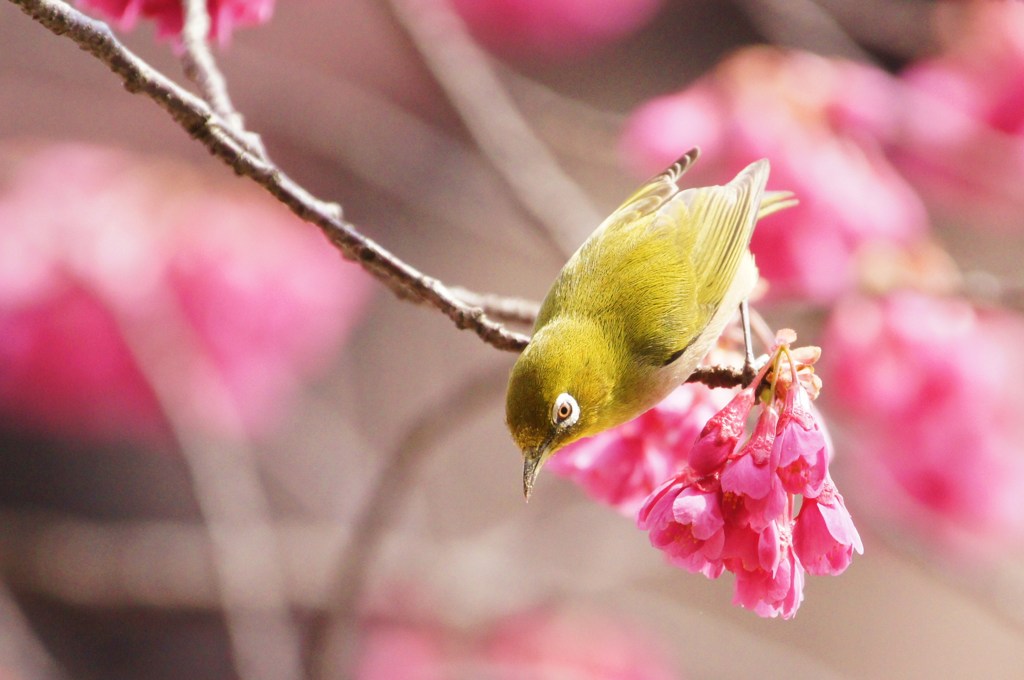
449 0 663 60
548 383 731 515
75 0 274 44
621 47 929 301
483 607 676 680
824 291 1024 553
637 337 861 618
356 606 677 680
0 144 372 444
880 2 1024 228
356 625 447 680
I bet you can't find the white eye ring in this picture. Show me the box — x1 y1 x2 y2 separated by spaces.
552 393 579 427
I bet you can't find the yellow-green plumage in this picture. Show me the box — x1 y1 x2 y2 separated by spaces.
506 149 793 499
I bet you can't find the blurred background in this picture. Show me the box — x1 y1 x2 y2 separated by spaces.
2 0 1024 678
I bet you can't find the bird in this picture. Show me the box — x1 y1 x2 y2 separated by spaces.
505 148 794 500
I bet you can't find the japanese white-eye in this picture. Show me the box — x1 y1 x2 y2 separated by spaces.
506 148 794 500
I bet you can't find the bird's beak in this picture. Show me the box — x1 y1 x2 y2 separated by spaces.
523 432 557 502
523 455 542 502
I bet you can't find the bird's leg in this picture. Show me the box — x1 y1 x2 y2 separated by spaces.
740 299 756 386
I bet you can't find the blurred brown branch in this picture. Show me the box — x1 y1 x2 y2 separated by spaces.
0 581 69 680
0 512 340 610
389 0 602 256
108 279 305 680
8 0 753 390
309 366 508 678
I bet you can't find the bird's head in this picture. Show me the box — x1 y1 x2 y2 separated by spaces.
505 319 617 500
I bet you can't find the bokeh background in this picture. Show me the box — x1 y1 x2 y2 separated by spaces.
3 0 1024 678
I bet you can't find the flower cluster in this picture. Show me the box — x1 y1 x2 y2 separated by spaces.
636 335 861 618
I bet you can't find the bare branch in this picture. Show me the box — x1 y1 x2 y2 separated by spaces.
685 363 752 389
179 0 266 158
10 0 529 352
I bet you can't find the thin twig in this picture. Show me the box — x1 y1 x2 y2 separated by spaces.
11 0 528 352
388 0 603 257
448 286 541 325
179 0 266 158
308 366 509 679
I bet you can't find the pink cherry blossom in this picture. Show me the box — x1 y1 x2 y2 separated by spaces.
721 405 786 532
824 291 1024 553
816 3 1024 230
721 405 778 501
0 144 372 444
637 472 726 579
793 477 863 576
621 47 929 302
449 0 664 61
549 383 731 515
687 387 754 475
732 472 787 535
75 0 274 45
772 384 828 498
732 524 804 619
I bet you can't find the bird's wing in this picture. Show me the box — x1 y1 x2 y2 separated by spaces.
533 148 703 331
596 148 701 236
666 158 770 311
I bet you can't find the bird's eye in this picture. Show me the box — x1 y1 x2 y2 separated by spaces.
552 393 579 427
